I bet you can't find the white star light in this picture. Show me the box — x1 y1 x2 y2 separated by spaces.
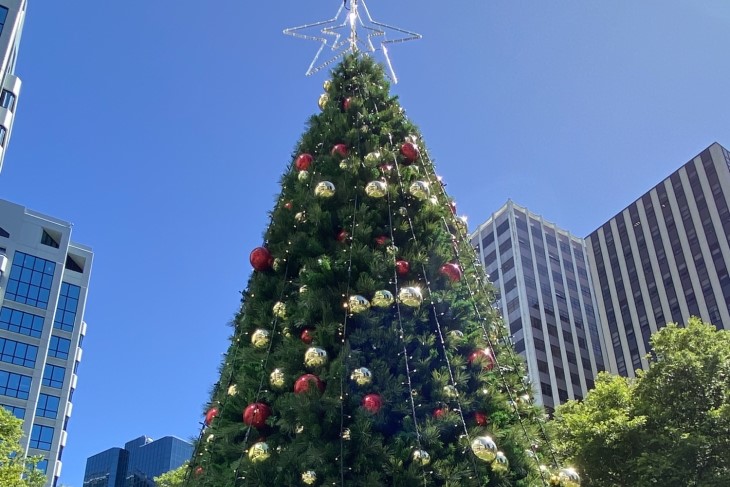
283 0 421 83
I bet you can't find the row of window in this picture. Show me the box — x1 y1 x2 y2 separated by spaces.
0 365 67 401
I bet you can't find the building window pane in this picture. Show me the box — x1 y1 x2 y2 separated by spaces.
0 337 38 368
0 89 15 112
6 252 56 309
36 393 61 419
2 404 26 419
54 282 80 332
42 364 65 389
48 336 72 360
0 307 44 338
30 424 54 451
0 371 32 399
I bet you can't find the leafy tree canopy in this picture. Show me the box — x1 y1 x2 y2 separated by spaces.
0 407 47 487
154 463 188 487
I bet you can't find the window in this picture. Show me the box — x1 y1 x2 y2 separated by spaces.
0 371 32 399
0 338 38 368
54 282 80 332
2 404 25 419
5 252 56 309
40 230 60 248
35 459 49 475
49 336 72 360
0 125 6 147
30 424 54 451
0 7 7 35
36 394 60 419
43 364 65 389
0 89 15 112
0 307 44 338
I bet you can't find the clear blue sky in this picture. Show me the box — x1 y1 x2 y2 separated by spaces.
2 1 729 485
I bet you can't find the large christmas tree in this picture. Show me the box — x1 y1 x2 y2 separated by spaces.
185 14 577 487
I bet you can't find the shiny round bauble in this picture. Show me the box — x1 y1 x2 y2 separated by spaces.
272 258 284 272
439 262 463 282
350 367 373 386
378 163 394 175
409 181 430 200
249 247 273 272
294 374 325 394
295 153 313 171
342 97 352 111
348 295 370 314
323 79 332 91
304 347 328 368
194 466 204 477
442 385 459 399
226 385 238 397
301 470 317 485
448 330 465 343
298 170 310 182
342 428 351 440
492 451 509 474
243 402 272 429
449 200 457 215
395 259 410 276
205 407 219 426
364 151 382 165
318 93 329 110
331 143 348 158
299 285 308 294
468 348 496 371
400 142 420 164
374 235 389 246
475 411 489 426
300 328 314 344
314 181 336 198
336 229 349 242
371 290 394 308
454 215 468 232
398 206 408 217
386 244 399 256
398 286 423 307
272 301 287 319
362 393 382 413
270 368 285 388
248 441 271 463
433 407 447 419
251 329 271 349
365 180 387 198
295 211 307 222
471 436 498 462
559 468 581 487
412 449 431 466
284 201 293 210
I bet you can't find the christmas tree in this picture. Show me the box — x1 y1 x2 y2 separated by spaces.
186 6 576 487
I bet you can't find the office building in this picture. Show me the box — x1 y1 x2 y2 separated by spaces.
586 142 730 377
0 0 26 173
83 435 194 487
471 201 607 412
0 199 93 486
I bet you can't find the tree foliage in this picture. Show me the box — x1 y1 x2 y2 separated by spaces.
154 463 188 487
0 407 47 487
552 317 730 486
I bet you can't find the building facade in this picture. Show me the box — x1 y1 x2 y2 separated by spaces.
83 436 194 487
586 142 730 377
471 201 607 411
0 0 26 173
0 199 93 486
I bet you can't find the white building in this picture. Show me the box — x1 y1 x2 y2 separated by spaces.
0 0 26 173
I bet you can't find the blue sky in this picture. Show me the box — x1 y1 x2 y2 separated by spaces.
2 1 729 485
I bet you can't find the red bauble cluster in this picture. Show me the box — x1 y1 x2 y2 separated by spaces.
295 153 313 171
342 97 352 111
374 235 389 246
336 229 349 243
400 142 419 164
194 467 204 478
205 407 219 426
395 259 410 276
294 374 325 394
362 393 382 414
475 411 489 426
284 201 293 210
433 407 447 419
468 348 496 371
250 247 273 272
300 329 314 344
379 163 394 175
243 402 272 429
439 262 463 282
331 143 348 158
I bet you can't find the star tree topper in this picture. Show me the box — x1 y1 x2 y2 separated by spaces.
283 0 421 83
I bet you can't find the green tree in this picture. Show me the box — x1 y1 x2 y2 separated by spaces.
185 55 557 486
155 463 188 487
552 317 730 486
0 408 47 487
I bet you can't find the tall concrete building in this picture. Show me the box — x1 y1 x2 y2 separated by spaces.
586 142 730 377
0 199 93 486
0 0 25 173
471 201 607 412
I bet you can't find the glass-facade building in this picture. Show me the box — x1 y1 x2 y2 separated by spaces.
0 0 25 173
471 201 607 412
586 142 730 377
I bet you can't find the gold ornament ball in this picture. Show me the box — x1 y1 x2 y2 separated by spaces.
295 424 304 434
314 181 336 198
471 436 498 463
409 181 430 200
492 451 509 474
251 329 271 349
270 368 286 388
323 79 332 91
295 211 307 222
398 287 423 307
371 290 394 308
364 151 382 165
448 330 465 343
272 258 284 272
299 285 309 294
227 384 238 396
318 93 329 110
206 434 215 443
350 367 373 386
348 294 371 314
304 347 328 368
248 442 271 463
559 468 581 487
398 206 408 216
282 326 292 338
298 170 310 182
339 159 352 170
428 196 439 206
454 215 468 232
342 428 351 440
365 180 388 198
301 470 317 485
443 384 459 398
273 301 287 319
386 244 399 256
412 449 431 466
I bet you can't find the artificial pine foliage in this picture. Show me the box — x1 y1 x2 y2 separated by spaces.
186 55 552 486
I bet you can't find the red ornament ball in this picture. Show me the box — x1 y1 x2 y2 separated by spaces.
331 143 348 158
439 263 463 282
475 411 489 426
449 200 457 215
400 142 419 164
243 403 272 429
205 407 219 426
336 229 349 243
295 153 313 171
284 201 293 210
194 467 204 478
395 260 410 276
294 374 325 394
468 348 496 371
374 235 389 246
362 393 382 414
433 407 447 420
343 97 352 111
250 247 273 272
378 163 394 174
300 329 314 344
